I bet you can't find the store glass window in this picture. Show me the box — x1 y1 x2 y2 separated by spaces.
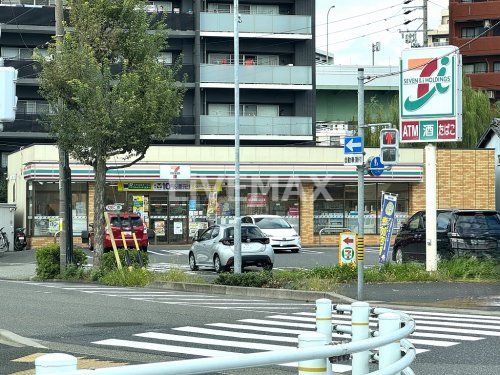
31 182 88 236
313 183 409 235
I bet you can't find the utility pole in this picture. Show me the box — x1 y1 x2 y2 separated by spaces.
326 5 335 65
55 0 73 267
423 0 428 47
233 0 242 274
357 68 365 301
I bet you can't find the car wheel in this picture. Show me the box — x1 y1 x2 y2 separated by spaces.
263 262 273 271
189 252 199 271
291 248 299 253
214 254 226 273
395 248 404 264
141 246 148 252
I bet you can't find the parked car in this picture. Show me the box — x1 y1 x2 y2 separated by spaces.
81 213 154 252
241 215 301 253
189 224 275 273
393 209 500 263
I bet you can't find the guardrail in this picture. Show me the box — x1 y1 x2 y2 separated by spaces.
318 227 351 245
34 300 416 375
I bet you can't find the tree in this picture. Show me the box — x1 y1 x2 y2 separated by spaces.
38 0 185 262
364 77 500 148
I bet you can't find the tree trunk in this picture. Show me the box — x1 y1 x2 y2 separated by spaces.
93 155 107 267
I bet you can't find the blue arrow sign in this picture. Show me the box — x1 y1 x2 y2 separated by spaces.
344 136 363 155
369 156 384 177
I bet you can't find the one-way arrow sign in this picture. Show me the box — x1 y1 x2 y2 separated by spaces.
344 136 363 155
343 237 354 245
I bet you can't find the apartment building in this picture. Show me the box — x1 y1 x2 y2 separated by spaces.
0 0 315 158
449 0 500 100
428 9 449 47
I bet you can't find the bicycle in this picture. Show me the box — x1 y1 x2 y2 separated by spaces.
0 227 10 253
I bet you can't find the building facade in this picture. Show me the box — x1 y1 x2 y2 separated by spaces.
428 9 449 47
7 144 495 248
0 0 316 157
449 0 500 101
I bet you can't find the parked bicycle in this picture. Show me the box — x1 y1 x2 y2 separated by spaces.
0 227 10 253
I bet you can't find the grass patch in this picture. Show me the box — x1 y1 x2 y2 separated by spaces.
154 268 205 283
438 257 500 280
100 268 153 287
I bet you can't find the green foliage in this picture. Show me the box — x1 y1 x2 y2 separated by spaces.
98 249 149 273
100 268 153 287
438 257 500 280
35 245 87 280
365 262 439 282
215 272 274 287
35 244 61 280
60 265 86 280
154 268 204 283
309 264 358 282
38 0 185 164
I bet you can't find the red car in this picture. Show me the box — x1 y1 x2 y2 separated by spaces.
82 213 152 252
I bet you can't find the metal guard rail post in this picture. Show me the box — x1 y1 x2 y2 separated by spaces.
318 227 351 245
36 302 416 375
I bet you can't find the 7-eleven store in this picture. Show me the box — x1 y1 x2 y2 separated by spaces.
7 145 494 248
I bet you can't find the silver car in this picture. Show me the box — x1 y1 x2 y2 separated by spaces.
189 224 275 273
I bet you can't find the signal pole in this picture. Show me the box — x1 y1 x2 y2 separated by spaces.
423 0 428 47
357 68 365 301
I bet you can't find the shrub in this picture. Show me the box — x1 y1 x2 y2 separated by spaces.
61 264 86 280
98 249 149 273
100 268 153 287
309 265 358 282
438 257 500 280
36 245 88 280
154 268 204 283
214 271 273 287
35 244 60 280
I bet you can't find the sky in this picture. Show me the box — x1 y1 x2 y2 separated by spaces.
315 0 449 66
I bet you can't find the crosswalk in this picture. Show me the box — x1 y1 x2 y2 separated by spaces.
20 282 315 312
91 307 500 373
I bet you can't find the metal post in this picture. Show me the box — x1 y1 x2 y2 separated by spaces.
315 299 332 375
233 0 242 274
326 5 335 65
423 0 428 47
357 68 365 301
378 313 402 375
425 144 437 271
55 0 69 269
297 332 328 375
351 301 370 375
35 353 77 374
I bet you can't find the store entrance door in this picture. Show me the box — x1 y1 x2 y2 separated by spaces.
166 194 189 244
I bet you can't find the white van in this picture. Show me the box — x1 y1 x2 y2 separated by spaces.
241 215 301 252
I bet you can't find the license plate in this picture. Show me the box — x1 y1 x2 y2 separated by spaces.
123 231 132 236
18 236 25 240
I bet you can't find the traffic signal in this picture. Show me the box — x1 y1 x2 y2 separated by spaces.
0 66 18 122
380 128 399 165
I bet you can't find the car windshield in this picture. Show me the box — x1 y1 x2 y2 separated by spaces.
254 217 291 229
455 212 500 235
110 216 143 227
225 226 266 239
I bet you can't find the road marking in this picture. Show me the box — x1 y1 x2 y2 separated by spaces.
172 326 299 343
135 332 293 351
403 310 500 321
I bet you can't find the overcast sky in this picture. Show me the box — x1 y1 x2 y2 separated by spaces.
315 0 449 66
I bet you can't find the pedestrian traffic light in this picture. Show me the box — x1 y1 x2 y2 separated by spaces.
380 128 399 165
0 66 18 122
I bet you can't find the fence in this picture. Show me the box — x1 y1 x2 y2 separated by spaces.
35 300 416 375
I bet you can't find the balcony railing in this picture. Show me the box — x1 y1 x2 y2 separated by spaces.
200 12 311 35
450 36 500 55
200 64 312 86
466 72 500 91
200 115 312 137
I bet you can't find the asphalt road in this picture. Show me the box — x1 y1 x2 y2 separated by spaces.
1 280 499 375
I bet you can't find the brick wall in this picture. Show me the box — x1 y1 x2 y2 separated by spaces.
299 183 314 245
88 182 95 223
411 149 495 212
29 236 84 249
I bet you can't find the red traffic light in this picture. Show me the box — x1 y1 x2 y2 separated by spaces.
382 131 397 145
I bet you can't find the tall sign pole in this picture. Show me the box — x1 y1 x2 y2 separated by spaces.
399 46 462 272
357 68 365 300
233 0 242 274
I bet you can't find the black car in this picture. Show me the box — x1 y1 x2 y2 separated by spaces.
393 209 500 262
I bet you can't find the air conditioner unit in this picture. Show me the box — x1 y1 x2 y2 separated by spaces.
484 19 492 28
487 90 495 99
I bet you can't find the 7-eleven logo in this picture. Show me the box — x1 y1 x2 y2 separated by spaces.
171 166 181 179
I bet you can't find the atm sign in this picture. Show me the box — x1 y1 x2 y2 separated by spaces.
401 119 457 142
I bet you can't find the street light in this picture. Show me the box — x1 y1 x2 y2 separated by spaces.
371 41 380 66
326 5 335 65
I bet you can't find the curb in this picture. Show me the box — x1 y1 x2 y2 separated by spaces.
0 329 47 349
149 281 357 303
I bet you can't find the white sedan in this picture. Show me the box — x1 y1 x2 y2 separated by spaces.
189 224 275 273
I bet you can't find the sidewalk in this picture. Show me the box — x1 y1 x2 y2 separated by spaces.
0 250 36 280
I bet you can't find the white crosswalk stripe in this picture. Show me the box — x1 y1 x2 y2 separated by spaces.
91 304 500 373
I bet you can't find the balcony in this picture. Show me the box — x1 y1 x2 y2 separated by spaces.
152 12 194 32
200 115 313 139
200 64 312 89
200 12 311 38
450 1 500 21
450 36 500 55
467 72 500 91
